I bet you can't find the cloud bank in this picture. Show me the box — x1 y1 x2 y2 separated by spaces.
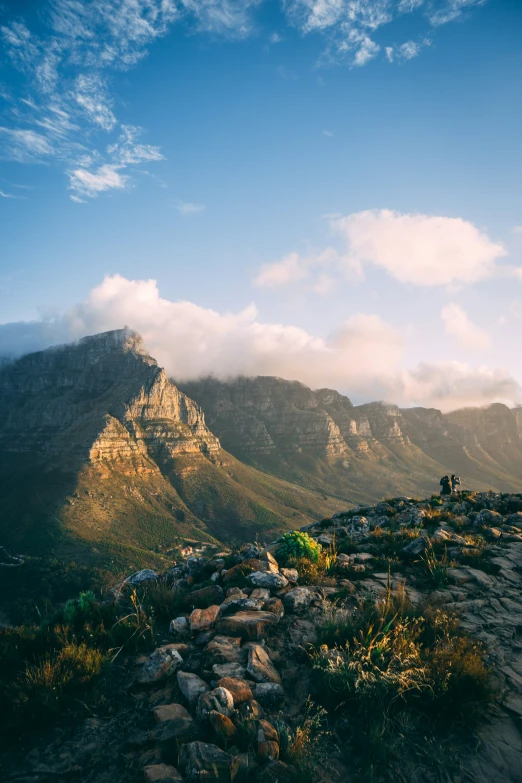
0 274 518 411
255 209 506 290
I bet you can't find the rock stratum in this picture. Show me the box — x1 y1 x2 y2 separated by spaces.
180 376 522 503
0 330 342 573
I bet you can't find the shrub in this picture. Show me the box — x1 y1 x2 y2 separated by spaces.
280 698 333 783
278 531 322 565
310 590 491 779
63 590 96 625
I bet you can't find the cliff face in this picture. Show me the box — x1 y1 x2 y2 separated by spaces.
0 329 219 466
180 376 522 501
0 332 343 565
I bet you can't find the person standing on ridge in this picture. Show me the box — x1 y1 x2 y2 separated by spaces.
440 475 451 495
451 474 461 493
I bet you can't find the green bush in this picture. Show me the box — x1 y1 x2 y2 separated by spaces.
278 531 322 565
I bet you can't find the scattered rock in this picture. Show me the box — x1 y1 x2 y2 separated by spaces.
179 741 240 782
216 611 280 641
177 671 210 705
184 585 224 610
125 569 159 586
138 645 183 685
144 763 183 783
247 644 281 684
196 687 234 721
216 677 253 705
283 587 312 613
248 571 288 590
189 605 220 632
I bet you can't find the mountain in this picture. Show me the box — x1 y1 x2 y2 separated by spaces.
0 331 343 578
179 376 522 503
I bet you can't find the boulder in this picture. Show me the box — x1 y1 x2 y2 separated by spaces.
189 605 220 633
216 677 253 705
247 644 281 684
475 509 503 526
125 569 159 586
263 598 284 618
196 687 234 721
212 662 247 680
235 700 264 721
144 764 183 783
279 568 298 583
153 705 197 746
248 571 288 590
204 635 242 665
184 585 224 610
250 588 270 600
216 611 280 641
179 741 240 782
138 645 183 685
169 616 189 637
209 711 237 739
283 588 312 613
400 537 428 557
177 671 210 705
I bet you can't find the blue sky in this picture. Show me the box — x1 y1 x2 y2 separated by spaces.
1 0 521 410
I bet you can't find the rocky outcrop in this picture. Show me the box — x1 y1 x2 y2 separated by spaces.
0 328 219 466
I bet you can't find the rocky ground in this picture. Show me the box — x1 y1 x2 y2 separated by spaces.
3 491 522 783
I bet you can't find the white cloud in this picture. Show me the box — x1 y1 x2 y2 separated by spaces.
332 209 506 286
429 0 486 27
176 201 206 215
322 129 333 137
0 274 518 411
0 127 55 161
68 164 128 198
441 303 491 351
74 75 116 131
255 252 309 287
180 0 260 38
108 125 164 165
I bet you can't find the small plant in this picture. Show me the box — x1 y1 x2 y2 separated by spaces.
281 698 333 783
278 531 322 565
418 541 448 586
63 590 96 625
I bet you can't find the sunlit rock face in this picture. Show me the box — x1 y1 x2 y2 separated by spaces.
0 328 220 467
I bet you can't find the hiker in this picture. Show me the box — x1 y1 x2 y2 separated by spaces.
451 474 461 493
440 475 451 495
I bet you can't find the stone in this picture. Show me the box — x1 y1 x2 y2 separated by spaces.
177 671 210 705
212 662 247 680
144 763 183 783
196 687 234 721
401 536 428 557
184 585 224 610
263 597 284 618
154 703 192 723
226 587 244 597
179 741 240 782
189 605 220 632
204 635 242 665
235 752 259 782
248 571 288 590
169 616 189 636
506 512 522 529
474 509 504 526
216 611 280 641
219 597 265 616
138 645 183 685
283 587 312 613
280 568 298 582
125 569 159 585
432 528 452 542
447 568 472 585
258 719 279 743
257 741 279 763
250 588 270 600
209 711 237 739
247 644 281 684
153 709 197 746
216 677 253 705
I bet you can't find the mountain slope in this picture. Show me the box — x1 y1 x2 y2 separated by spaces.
0 331 343 575
179 376 522 502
